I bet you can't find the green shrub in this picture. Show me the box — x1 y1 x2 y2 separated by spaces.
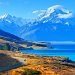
0 46 3 50
1 43 11 50
22 68 41 75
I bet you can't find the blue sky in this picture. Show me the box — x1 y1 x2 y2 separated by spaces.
0 0 75 19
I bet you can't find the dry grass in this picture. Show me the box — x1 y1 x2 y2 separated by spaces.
0 50 75 75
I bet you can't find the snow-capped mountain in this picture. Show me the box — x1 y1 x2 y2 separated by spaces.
0 5 75 41
20 5 75 41
0 14 30 37
34 5 74 24
0 14 19 36
38 5 73 20
0 14 30 26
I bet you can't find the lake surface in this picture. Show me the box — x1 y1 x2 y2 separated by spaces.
20 43 75 61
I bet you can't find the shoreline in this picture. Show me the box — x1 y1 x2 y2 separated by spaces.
20 49 75 61
0 50 75 75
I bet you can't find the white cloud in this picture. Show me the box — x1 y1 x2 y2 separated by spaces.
32 10 46 14
32 10 46 17
58 13 73 19
32 10 39 14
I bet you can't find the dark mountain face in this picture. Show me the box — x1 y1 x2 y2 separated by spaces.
0 29 23 42
0 5 75 41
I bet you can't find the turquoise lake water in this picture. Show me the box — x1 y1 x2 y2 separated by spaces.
20 43 75 61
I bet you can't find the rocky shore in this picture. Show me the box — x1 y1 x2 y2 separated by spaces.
0 50 75 75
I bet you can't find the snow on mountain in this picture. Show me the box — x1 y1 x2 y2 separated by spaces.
0 14 31 36
0 14 8 19
33 5 73 24
58 13 73 19
0 14 31 26
0 14 20 36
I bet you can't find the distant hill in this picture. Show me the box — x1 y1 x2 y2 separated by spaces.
0 29 34 50
0 29 23 42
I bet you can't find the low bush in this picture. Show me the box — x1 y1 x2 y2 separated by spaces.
22 68 41 75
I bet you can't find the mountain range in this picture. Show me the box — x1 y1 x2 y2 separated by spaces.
0 5 75 41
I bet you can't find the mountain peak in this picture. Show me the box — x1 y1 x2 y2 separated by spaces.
47 5 70 14
36 5 73 21
48 5 63 10
0 14 7 19
0 14 12 19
